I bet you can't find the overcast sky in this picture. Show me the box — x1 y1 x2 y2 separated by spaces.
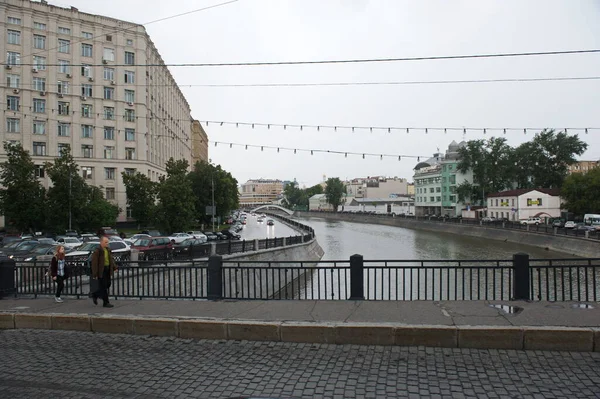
58 0 600 187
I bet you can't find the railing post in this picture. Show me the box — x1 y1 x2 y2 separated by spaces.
254 238 259 251
210 241 217 256
0 258 16 299
512 253 530 300
349 254 365 300
207 255 223 300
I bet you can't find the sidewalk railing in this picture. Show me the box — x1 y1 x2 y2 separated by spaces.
2 254 598 302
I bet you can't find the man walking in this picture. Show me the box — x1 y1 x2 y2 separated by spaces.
91 236 117 308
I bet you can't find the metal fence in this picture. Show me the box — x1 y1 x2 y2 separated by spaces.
2 254 598 302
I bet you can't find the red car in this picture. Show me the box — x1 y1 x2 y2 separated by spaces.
131 236 173 260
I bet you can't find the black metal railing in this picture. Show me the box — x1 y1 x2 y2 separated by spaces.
3 254 597 302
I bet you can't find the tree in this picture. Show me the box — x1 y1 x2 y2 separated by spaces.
78 186 120 231
0 143 46 232
282 182 306 209
155 158 196 233
189 161 239 222
324 177 346 212
456 181 480 205
561 167 600 215
122 171 157 228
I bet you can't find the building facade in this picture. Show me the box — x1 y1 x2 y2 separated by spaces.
191 120 208 165
308 194 333 211
413 153 443 216
567 160 599 174
344 177 408 199
440 141 472 217
345 197 414 215
0 0 193 224
487 189 561 221
239 179 284 206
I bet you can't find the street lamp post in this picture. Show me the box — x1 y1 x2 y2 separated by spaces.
209 159 216 232
68 173 72 230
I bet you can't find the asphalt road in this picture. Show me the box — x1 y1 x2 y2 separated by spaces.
239 213 300 240
1 329 599 399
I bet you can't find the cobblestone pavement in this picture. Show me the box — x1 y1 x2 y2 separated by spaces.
1 330 599 399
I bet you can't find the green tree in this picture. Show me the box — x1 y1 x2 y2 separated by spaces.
155 158 196 233
513 130 587 189
455 181 480 205
282 182 306 209
305 184 324 198
561 167 600 215
0 143 46 232
78 186 120 231
189 161 239 222
324 177 346 212
122 171 157 228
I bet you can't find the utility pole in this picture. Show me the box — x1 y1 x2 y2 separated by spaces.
68 173 72 230
211 172 215 232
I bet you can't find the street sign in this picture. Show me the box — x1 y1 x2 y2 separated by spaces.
206 205 216 216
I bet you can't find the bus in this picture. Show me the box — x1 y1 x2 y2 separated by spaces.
583 214 600 226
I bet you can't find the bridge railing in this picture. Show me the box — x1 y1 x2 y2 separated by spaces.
3 254 598 302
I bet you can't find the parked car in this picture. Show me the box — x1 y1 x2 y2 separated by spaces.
551 219 565 228
56 236 82 249
481 217 495 222
0 235 22 247
564 221 577 229
173 238 209 258
187 231 208 242
1 240 43 258
36 237 58 245
12 244 56 262
575 224 595 232
130 233 151 242
221 230 241 240
212 232 227 240
130 237 173 260
79 233 97 242
520 217 541 225
140 230 163 237
202 232 218 241
169 233 194 244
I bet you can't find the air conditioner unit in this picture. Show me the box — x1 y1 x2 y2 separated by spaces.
127 102 134 106
40 91 46 96
4 65 12 70
12 89 19 94
66 73 72 78
88 77 94 82
32 67 38 73
81 96 87 101
102 59 108 64
110 80 116 85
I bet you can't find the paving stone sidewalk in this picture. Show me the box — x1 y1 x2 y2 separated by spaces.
1 329 599 399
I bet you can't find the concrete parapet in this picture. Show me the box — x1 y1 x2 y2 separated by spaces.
336 324 395 345
395 325 457 347
227 321 280 341
524 327 594 352
91 316 134 335
593 328 600 352
52 314 90 332
458 326 523 349
179 319 227 340
280 322 336 344
0 313 14 329
14 313 51 329
133 318 178 337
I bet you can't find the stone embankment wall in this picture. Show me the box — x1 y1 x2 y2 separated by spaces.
295 212 600 258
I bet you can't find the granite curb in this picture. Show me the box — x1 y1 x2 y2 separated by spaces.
1 312 598 352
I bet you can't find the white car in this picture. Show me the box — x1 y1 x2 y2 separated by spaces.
65 241 131 261
169 233 194 244
187 231 208 242
57 236 82 249
520 217 541 225
564 221 577 229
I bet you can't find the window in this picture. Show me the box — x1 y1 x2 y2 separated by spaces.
103 107 115 120
58 27 71 35
103 48 115 61
33 121 46 135
7 118 20 133
126 39 134 46
6 51 20 65
81 64 92 77
106 35 113 42
81 104 93 118
436 196 441 202
58 59 70 74
104 146 115 159
105 188 115 200
430 197 435 202
443 186 447 192
7 96 20 111
6 74 20 88
7 30 21 45
449 175 456 184
125 109 135 122
57 143 70 155
81 31 93 39
125 128 135 141
33 56 46 70
448 165 453 170
81 43 93 57
34 165 45 178
103 87 114 100
103 67 114 81
34 22 46 30
58 122 70 137
81 84 92 97
124 51 135 65
33 34 46 49
495 199 499 207
512 198 515 206
7 17 21 25
58 101 69 115
58 39 70 53
57 81 69 94
105 168 116 180
124 168 136 176
429 188 434 193
81 145 93 158
104 127 115 140
32 142 46 156
124 90 135 103
125 148 136 160
124 70 135 83
33 77 46 91
450 195 456 202
33 98 45 113
81 166 93 179
126 207 133 219
436 187 441 193
81 125 93 138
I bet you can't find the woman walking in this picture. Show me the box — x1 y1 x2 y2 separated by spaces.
50 245 67 303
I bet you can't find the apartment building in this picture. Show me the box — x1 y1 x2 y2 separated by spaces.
567 160 599 175
191 120 208 165
0 0 193 223
344 177 408 199
239 179 284 206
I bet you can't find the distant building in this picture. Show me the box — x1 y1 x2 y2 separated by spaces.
407 183 415 196
568 160 599 174
487 188 561 221
344 177 408 199
239 179 284 206
346 197 414 215
309 194 333 211
191 121 208 164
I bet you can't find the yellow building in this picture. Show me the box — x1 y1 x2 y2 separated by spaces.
407 183 415 196
568 160 599 174
239 179 284 206
191 120 208 165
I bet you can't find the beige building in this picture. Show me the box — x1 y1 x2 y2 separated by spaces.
191 120 208 165
407 183 415 196
0 0 193 223
568 160 599 174
239 179 284 206
344 177 408 199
